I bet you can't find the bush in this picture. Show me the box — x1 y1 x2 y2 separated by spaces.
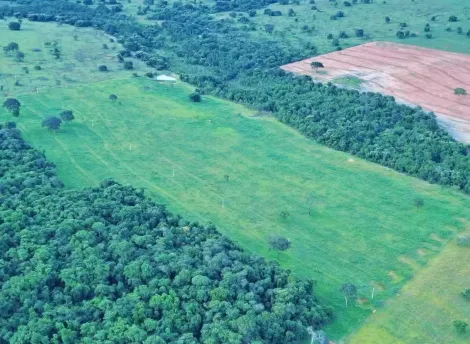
454 88 467 96
189 92 201 102
123 60 134 70
98 65 108 72
457 234 470 247
8 22 21 31
453 320 468 333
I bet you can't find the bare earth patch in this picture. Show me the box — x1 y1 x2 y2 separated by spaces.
281 42 470 143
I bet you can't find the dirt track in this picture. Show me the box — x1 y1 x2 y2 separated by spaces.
281 42 470 143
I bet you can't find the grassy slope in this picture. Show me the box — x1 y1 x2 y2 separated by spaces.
350 230 470 344
2 77 470 339
217 0 470 55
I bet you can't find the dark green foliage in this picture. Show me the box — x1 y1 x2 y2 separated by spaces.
0 127 332 343
109 94 118 101
42 116 62 131
34 64 42 70
269 235 291 252
123 60 134 70
454 88 467 95
3 41 19 53
449 15 458 22
8 21 21 30
189 92 201 102
461 289 470 301
60 110 75 122
3 98 21 116
14 50 25 62
311 61 324 68
98 64 108 71
453 320 468 333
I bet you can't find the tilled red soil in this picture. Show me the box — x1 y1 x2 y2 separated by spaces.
281 42 470 142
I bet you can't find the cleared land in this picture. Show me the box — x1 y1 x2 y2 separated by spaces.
282 41 470 142
350 230 470 344
3 76 470 339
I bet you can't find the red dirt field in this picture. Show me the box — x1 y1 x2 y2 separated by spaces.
281 41 470 143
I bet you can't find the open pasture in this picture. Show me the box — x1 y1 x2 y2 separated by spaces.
350 230 470 344
0 21 147 96
3 77 470 338
282 41 470 143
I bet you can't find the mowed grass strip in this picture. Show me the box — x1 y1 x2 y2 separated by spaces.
349 230 470 344
3 77 470 338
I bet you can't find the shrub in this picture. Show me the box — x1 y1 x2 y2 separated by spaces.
457 234 470 247
8 22 21 31
454 88 467 96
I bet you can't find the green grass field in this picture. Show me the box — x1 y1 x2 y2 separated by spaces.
216 0 470 55
350 230 470 344
3 76 470 339
0 21 148 96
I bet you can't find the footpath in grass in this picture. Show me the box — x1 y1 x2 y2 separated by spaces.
350 229 470 344
3 77 470 339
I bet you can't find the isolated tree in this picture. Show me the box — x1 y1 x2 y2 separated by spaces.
123 61 134 70
60 110 75 122
248 10 256 17
467 29 470 37
109 94 118 102
268 235 291 256
311 61 324 70
288 8 295 17
265 24 274 34
425 33 432 39
454 88 467 95
3 98 21 116
14 51 25 62
453 320 468 333
341 283 357 307
3 42 19 54
449 15 458 22
355 28 364 37
8 22 21 31
98 65 108 72
385 16 390 23
42 116 62 132
457 27 463 35
223 174 230 182
189 92 201 102
34 65 42 70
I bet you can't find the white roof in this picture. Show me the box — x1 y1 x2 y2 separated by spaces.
156 75 177 81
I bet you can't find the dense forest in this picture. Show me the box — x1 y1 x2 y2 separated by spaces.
1 0 469 194
0 124 332 342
